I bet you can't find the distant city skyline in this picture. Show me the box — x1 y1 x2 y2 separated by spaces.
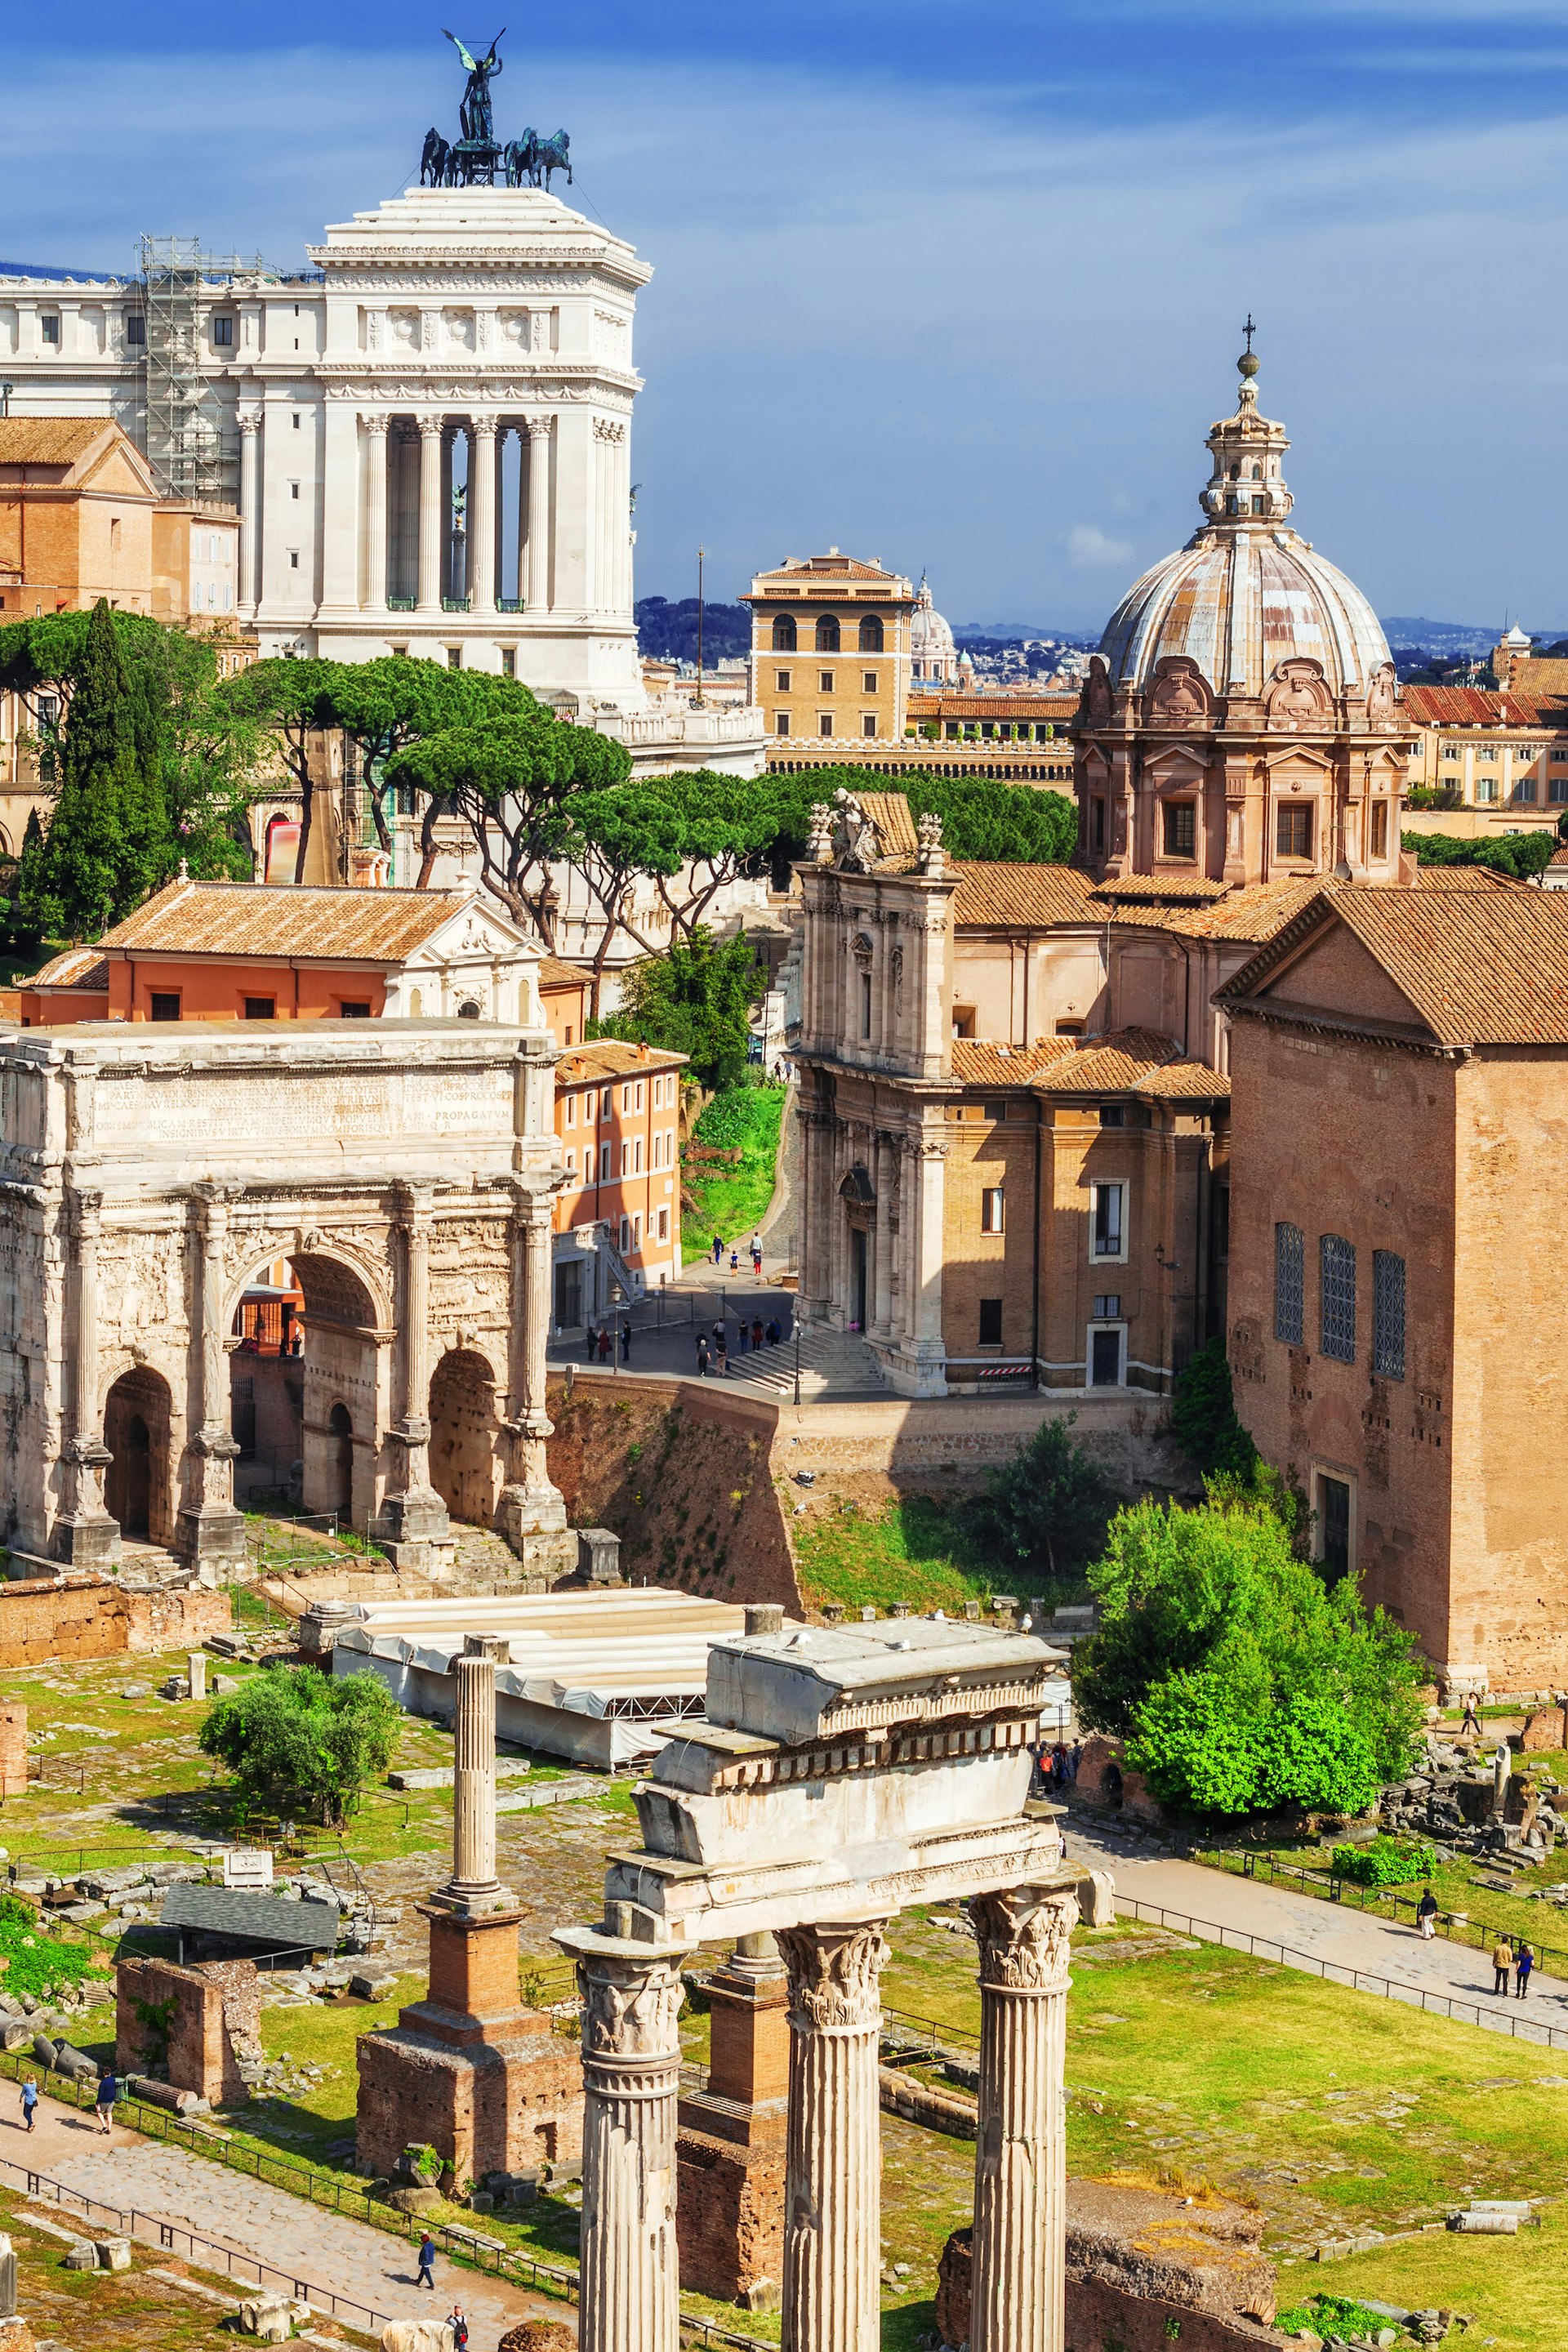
8 1 1568 626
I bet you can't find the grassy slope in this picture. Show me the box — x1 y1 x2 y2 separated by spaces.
792 1494 1085 1616
679 1084 786 1265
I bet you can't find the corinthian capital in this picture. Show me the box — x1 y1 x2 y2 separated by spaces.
777 1919 889 2030
969 1885 1076 1993
575 1949 685 2061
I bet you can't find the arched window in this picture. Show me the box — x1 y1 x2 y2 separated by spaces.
858 614 883 653
815 614 840 653
772 614 796 652
1252 463 1263 480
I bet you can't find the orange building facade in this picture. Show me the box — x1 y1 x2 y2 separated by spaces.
550 1040 686 1325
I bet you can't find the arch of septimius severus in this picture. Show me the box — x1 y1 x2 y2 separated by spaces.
0 1017 568 1575
553 1613 1084 2352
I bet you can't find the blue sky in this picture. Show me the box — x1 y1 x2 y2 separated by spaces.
9 1 1568 630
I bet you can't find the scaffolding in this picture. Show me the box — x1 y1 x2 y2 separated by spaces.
136 235 268 503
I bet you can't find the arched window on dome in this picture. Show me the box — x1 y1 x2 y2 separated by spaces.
773 614 796 652
858 614 884 653
816 614 840 653
1251 463 1263 480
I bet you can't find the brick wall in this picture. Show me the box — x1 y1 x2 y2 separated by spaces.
355 2020 584 2187
0 1705 25 1797
0 1575 229 1669
117 1954 261 2105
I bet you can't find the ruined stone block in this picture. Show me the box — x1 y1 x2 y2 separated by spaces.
117 1953 261 2106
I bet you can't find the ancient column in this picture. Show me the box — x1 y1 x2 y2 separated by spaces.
448 1633 505 1909
526 416 554 610
469 415 497 614
237 408 262 617
361 414 389 610
375 1181 451 1570
55 1186 118 1566
775 1918 889 2352
555 1929 685 2352
966 1886 1076 2352
496 1184 567 1562
176 1184 246 1579
871 1129 894 1342
416 415 443 612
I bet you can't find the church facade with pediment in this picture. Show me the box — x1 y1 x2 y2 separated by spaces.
1075 347 1410 891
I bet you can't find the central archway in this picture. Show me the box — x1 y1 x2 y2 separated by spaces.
105 1367 173 1547
429 1348 501 1526
229 1247 385 1528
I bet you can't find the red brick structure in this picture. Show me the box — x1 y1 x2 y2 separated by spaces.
116 1954 261 2105
676 1937 789 2307
1219 885 1568 1691
0 1705 25 1798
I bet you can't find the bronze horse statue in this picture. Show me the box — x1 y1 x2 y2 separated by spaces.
503 127 571 189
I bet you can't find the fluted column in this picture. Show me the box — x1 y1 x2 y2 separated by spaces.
56 1187 117 1564
776 1918 889 2352
470 415 497 614
560 1935 685 2352
497 1184 567 1545
237 408 262 617
967 1887 1076 2352
526 415 554 610
373 1181 451 1565
361 414 389 611
448 1633 506 1905
176 1184 247 1577
416 415 443 612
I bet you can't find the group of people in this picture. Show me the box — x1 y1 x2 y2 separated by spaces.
696 1313 783 1377
1032 1739 1081 1794
582 1321 631 1365
1414 1887 1536 1994
710 1232 765 1276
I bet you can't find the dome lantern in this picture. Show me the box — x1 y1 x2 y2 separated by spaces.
1200 324 1293 526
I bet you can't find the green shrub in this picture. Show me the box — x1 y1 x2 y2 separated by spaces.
1330 1836 1437 1886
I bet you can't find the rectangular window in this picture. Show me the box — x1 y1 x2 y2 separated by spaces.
862 671 877 693
1441 745 1460 761
1089 1326 1124 1388
124 312 145 346
338 1000 370 1018
1552 779 1568 805
40 315 59 345
1162 800 1196 858
635 1081 644 1111
819 670 834 692
1318 1474 1352 1584
1276 803 1313 859
978 1298 1004 1346
1092 1293 1120 1320
1275 1221 1305 1346
447 647 461 670
632 1213 642 1248
601 1088 612 1118
981 1187 1004 1234
861 971 872 1038
619 1215 630 1251
1370 800 1389 859
1373 1249 1406 1380
501 647 516 678
776 670 791 691
1091 799 1106 853
564 1094 576 1128
292 410 301 429
243 997 276 1021
289 481 301 501
620 1142 630 1177
288 550 300 569
1090 1181 1125 1260
621 1084 632 1111
1320 1233 1356 1362
776 712 791 735
657 1207 669 1241
819 713 833 737
1477 745 1497 760
1476 777 1498 805
212 315 234 347
1513 779 1539 804
149 992 180 1022
600 1141 611 1180
862 714 876 737
634 1138 643 1174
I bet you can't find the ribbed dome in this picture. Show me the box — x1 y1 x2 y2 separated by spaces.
1099 528 1391 701
911 572 957 680
1098 354 1391 702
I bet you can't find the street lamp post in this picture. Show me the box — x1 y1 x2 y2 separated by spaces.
793 1314 804 1409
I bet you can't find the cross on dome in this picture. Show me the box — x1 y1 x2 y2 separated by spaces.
1199 327 1293 526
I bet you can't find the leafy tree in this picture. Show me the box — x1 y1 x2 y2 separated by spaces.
595 925 764 1089
1169 1336 1258 1478
1075 1482 1422 1819
198 1664 400 1828
1401 828 1554 882
16 599 170 939
769 768 1078 866
958 1414 1117 1580
227 656 337 886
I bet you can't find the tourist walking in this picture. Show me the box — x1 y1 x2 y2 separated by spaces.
751 1234 763 1275
711 1234 724 1267
620 1321 630 1362
449 2307 469 2350
751 1316 764 1351
1516 1940 1535 1998
715 1330 729 1376
1492 1936 1514 1995
19 2078 37 2133
416 2233 437 2290
696 1335 710 1377
766 1317 781 1348
730 1247 740 1273
1416 1887 1439 1942
584 1323 597 1362
736 1319 748 1354
95 2069 118 2134
1461 1691 1481 1738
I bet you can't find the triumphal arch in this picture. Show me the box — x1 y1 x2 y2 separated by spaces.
0 1018 567 1575
557 1615 1084 2352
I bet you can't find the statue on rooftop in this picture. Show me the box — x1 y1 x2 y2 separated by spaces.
443 28 506 145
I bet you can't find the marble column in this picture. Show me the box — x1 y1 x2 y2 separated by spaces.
469 415 497 615
448 1633 507 1909
319 399 360 614
775 1919 889 2352
496 1186 567 1551
416 415 443 613
966 1887 1076 2352
55 1187 117 1566
374 1181 451 1568
871 1129 894 1343
361 414 389 612
559 1931 685 2352
176 1184 246 1579
237 409 262 617
526 415 554 610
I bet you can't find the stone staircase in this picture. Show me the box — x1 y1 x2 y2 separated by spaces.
721 1323 888 1403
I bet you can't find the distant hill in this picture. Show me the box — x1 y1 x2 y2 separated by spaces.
954 621 1096 645
1381 617 1505 657
636 596 751 665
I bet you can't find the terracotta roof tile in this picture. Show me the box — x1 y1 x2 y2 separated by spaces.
858 791 920 858
1032 1027 1227 1098
1401 682 1568 727
950 862 1098 928
101 880 508 964
906 692 1078 722
537 955 590 991
1412 865 1528 893
556 1041 688 1083
29 947 109 991
951 1040 1071 1087
1218 888 1568 1047
0 418 116 468
1088 875 1231 904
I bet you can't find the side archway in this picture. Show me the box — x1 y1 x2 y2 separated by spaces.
429 1347 502 1526
105 1366 174 1546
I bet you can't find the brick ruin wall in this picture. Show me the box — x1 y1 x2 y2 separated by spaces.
0 1576 229 1669
355 2023 584 2188
675 2132 786 2307
116 1954 261 2105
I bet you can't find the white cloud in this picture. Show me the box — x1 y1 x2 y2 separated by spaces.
1068 525 1134 570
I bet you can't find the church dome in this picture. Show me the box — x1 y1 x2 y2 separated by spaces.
1097 351 1391 705
910 572 957 682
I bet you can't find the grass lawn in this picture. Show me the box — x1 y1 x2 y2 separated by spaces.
680 1084 786 1265
792 1493 1085 1617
